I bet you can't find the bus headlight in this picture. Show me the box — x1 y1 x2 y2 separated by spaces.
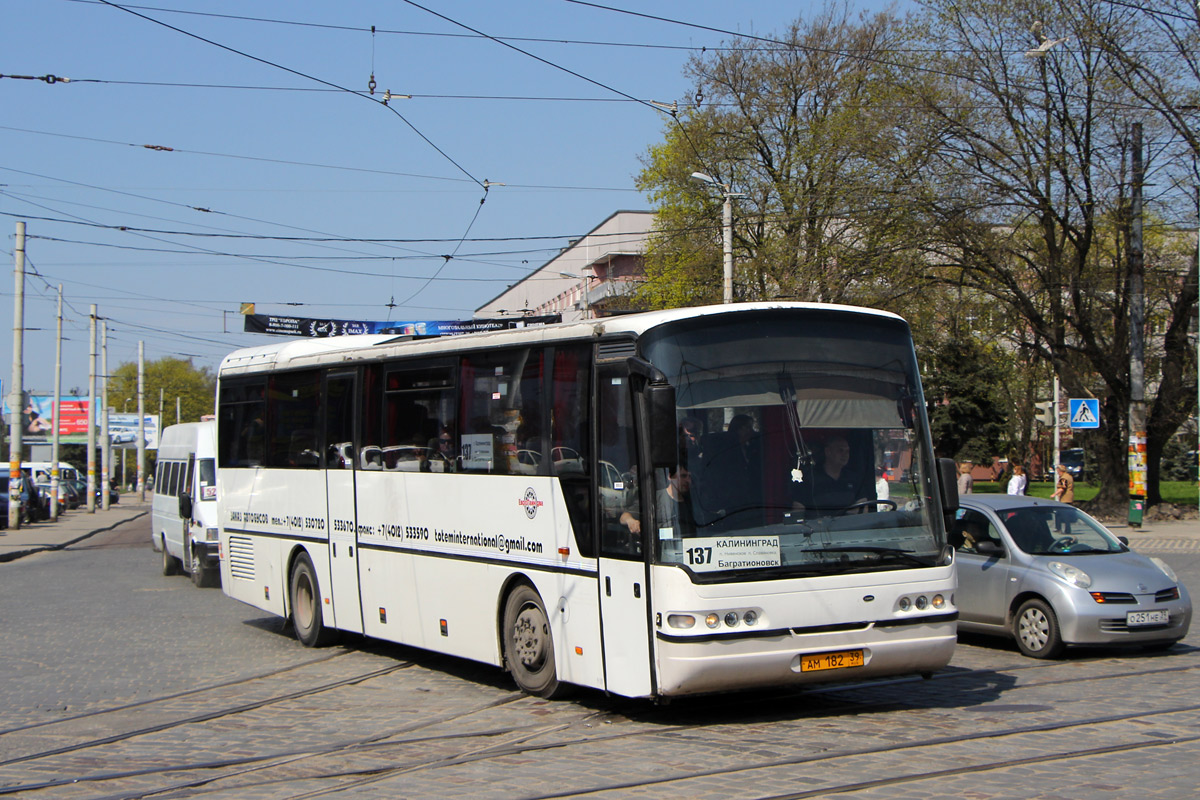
931 594 945 609
898 597 911 611
915 595 929 610
743 610 759 626
705 613 721 628
724 612 739 628
667 614 696 629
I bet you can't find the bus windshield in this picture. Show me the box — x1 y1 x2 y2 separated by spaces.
639 310 944 579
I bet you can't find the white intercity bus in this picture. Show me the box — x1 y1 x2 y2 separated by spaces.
217 302 960 699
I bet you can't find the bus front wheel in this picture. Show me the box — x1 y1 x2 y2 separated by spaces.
503 585 564 698
290 554 337 647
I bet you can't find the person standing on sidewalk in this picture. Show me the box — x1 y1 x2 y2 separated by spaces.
957 462 974 495
1051 463 1075 504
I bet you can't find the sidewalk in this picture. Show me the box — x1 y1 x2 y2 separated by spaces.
0 497 150 563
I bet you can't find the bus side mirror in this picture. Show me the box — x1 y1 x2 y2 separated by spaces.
938 457 959 515
178 492 193 520
647 383 677 469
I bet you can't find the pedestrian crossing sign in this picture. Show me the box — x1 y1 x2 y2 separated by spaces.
1069 398 1100 429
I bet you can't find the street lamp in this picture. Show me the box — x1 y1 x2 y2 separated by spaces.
690 172 745 304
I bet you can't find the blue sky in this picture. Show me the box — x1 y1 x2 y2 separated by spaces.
3 1 903 395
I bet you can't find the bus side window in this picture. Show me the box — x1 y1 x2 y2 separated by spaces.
458 349 539 475
381 363 456 473
598 369 641 559
268 371 321 469
218 379 267 468
552 345 592 557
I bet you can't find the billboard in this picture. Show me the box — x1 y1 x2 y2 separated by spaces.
2 396 160 448
2 395 91 439
107 413 161 451
243 313 561 338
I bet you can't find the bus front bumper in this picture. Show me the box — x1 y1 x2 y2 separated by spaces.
653 617 956 697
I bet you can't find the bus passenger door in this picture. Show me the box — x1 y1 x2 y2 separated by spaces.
596 364 654 697
324 372 363 634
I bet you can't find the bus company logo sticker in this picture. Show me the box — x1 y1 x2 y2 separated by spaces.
519 488 544 519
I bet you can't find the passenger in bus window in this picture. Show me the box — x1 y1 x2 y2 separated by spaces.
619 462 694 538
793 435 871 516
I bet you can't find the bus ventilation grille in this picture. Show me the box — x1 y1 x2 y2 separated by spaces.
228 535 256 581
596 340 637 362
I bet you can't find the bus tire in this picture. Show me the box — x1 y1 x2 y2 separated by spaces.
161 536 180 576
503 585 564 698
290 553 337 647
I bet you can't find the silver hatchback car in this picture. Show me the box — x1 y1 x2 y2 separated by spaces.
952 495 1192 658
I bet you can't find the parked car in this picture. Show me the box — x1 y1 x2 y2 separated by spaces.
37 480 80 512
1059 448 1085 479
952 495 1192 658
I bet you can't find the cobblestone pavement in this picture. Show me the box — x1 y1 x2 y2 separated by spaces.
0 515 1197 799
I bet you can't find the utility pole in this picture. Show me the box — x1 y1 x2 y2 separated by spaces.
137 341 146 500
50 285 62 519
1129 122 1147 528
87 305 97 513
101 320 110 511
690 172 744 303
8 222 25 529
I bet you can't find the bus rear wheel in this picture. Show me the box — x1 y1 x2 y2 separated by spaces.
503 585 564 698
290 553 337 647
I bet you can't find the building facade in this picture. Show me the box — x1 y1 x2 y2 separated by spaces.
475 210 652 322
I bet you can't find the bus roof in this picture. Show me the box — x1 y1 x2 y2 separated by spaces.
218 301 906 376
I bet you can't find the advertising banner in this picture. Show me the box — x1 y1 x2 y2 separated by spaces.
107 413 161 450
243 314 561 338
2 395 92 439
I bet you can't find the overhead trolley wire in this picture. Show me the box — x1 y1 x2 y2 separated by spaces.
94 0 485 190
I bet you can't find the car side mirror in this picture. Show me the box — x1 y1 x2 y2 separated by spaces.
178 492 193 520
975 540 1004 557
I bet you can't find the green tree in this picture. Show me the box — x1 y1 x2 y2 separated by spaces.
907 0 1197 510
635 4 936 310
924 335 1010 464
107 357 215 427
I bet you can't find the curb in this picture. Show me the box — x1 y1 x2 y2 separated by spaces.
0 509 150 563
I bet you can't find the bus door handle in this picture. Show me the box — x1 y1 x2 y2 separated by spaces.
605 577 611 596
633 583 641 598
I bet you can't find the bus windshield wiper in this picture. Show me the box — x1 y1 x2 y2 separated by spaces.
812 546 934 567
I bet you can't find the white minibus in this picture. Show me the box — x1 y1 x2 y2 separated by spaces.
152 420 220 587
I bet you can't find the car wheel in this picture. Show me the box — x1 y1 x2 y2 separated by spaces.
289 553 337 647
1014 598 1066 659
190 546 216 588
161 536 180 576
502 585 566 698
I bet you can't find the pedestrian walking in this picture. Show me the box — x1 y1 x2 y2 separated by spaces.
1007 464 1027 495
1051 463 1075 504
